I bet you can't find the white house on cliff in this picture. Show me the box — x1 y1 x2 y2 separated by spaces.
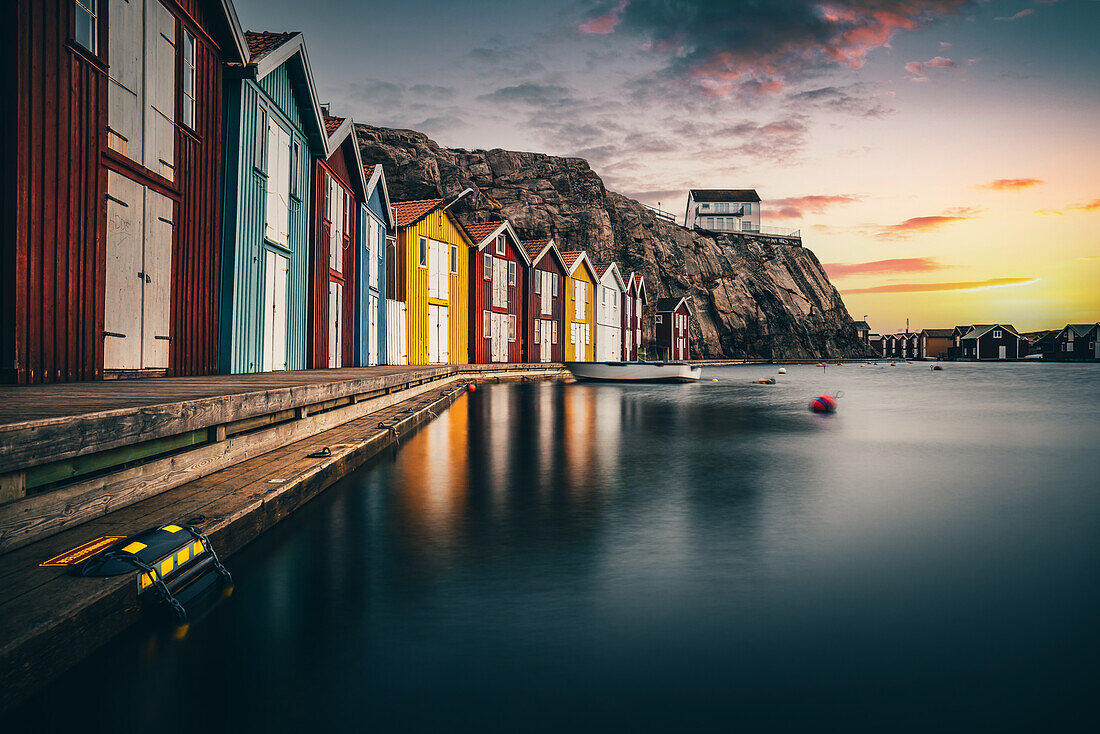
685 189 762 233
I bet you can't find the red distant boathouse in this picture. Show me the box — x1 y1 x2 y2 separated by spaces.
465 220 530 364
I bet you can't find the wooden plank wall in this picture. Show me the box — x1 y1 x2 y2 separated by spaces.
4 0 105 384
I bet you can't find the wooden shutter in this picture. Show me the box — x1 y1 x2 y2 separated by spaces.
103 172 145 370
328 282 341 367
145 0 176 180
142 188 174 368
263 251 289 371
107 0 143 161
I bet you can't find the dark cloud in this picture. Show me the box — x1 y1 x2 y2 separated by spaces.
579 0 974 95
786 85 894 117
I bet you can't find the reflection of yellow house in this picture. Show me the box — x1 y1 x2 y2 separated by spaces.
560 250 597 361
391 194 474 364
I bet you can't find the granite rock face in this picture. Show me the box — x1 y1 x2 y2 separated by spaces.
357 124 868 359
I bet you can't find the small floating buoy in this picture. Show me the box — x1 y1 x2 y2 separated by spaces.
778 368 787 374
816 362 825 367
711 378 718 382
932 365 944 371
755 378 776 384
467 383 476 392
810 394 838 414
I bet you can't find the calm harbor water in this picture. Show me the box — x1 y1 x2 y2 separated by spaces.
14 363 1100 732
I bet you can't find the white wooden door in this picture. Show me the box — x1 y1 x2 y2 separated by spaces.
541 320 552 362
104 172 144 370
368 295 379 366
262 250 289 371
328 282 342 368
429 304 449 364
999 345 1007 360
142 189 173 368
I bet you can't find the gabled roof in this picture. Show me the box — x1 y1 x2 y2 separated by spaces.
920 328 954 338
655 296 690 312
461 220 532 264
1062 323 1100 337
391 191 475 243
322 115 368 199
216 0 250 65
392 199 444 228
362 164 393 228
559 250 599 281
961 324 1023 340
592 261 627 291
628 273 649 304
243 31 327 153
852 320 870 330
521 238 568 273
689 189 761 203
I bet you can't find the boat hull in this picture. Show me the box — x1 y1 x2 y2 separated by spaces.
564 361 702 383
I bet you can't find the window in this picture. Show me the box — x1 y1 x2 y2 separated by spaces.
534 270 542 294
508 261 517 286
256 108 268 170
700 203 710 210
182 31 196 128
508 315 516 342
993 330 1002 338
552 273 558 297
1066 330 1073 342
495 235 506 255
534 319 541 342
551 321 558 344
450 245 458 274
585 323 591 344
419 237 427 268
483 311 491 339
655 314 663 324
717 203 729 213
290 141 300 198
484 253 492 281
74 0 98 53
264 121 291 246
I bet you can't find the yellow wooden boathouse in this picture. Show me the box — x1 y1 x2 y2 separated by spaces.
560 250 597 362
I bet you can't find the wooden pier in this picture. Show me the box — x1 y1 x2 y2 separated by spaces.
0 363 566 710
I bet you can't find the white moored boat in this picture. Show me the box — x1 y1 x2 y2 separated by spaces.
564 361 702 383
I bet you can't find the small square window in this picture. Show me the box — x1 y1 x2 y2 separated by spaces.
495 235 506 255
450 245 458 274
655 314 663 324
508 261 517 286
993 330 1002 338
418 238 427 268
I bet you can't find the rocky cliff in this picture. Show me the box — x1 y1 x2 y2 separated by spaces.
356 124 867 359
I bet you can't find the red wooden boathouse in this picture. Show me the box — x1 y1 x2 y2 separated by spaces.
308 114 368 369
521 238 568 363
465 220 530 364
2 0 248 383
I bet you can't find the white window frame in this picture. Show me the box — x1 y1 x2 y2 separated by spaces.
181 30 196 129
483 310 491 339
534 270 542 294
418 237 427 269
552 273 558 297
74 0 98 53
483 252 492 281
495 235 506 255
551 321 558 344
534 319 541 343
655 314 663 324
450 244 458 274
993 330 1002 338
508 261 517 286
508 314 517 342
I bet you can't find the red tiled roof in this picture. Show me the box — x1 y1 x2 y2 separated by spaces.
324 116 345 136
559 251 583 269
521 239 550 259
391 199 443 228
463 221 504 246
592 261 612 278
244 32 296 62
363 164 377 180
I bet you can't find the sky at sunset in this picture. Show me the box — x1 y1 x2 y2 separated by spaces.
235 0 1099 333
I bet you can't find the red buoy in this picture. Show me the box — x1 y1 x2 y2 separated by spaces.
467 383 476 392
810 394 838 414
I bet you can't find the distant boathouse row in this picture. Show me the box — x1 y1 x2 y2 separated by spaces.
2 0 662 384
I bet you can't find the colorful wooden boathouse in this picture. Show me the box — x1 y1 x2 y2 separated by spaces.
521 239 568 363
560 251 598 362
464 221 530 364
593 262 626 362
357 164 393 366
623 273 647 361
654 297 691 361
218 31 327 373
3 0 248 383
308 115 368 369
390 193 474 365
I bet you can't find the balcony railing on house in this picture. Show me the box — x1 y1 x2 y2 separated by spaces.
643 204 677 223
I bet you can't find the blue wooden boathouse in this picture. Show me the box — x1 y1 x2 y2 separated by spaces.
357 164 393 366
218 32 327 373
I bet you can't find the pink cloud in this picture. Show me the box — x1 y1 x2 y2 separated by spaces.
905 55 961 81
842 277 1037 294
976 177 1044 191
995 9 1034 22
875 209 981 239
824 257 946 278
770 194 863 218
580 1 628 34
